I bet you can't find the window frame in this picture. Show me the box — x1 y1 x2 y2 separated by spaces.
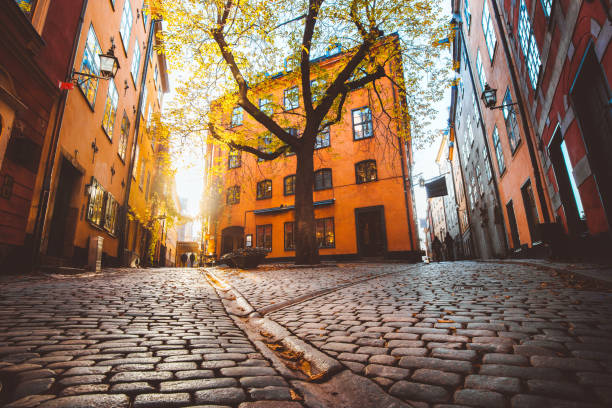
256 179 273 200
518 0 541 89
79 25 102 108
502 88 521 154
481 1 497 61
284 221 295 251
130 36 141 85
230 106 243 127
118 112 129 161
476 50 486 91
226 185 240 205
257 133 273 161
119 0 133 51
540 0 552 18
86 177 105 228
316 217 335 249
256 224 272 250
492 126 506 175
284 175 296 196
314 168 333 191
464 0 471 31
283 86 299 110
102 79 118 139
315 126 330 149
352 106 373 140
228 149 241 169
259 96 273 116
355 160 378 184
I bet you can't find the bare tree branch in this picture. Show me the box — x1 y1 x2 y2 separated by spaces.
301 0 324 116
208 123 290 161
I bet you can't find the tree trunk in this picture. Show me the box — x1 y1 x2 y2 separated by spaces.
294 147 320 264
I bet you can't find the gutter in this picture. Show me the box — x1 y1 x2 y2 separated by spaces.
31 0 89 268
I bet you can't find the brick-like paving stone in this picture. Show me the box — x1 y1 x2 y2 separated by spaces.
260 261 612 406
0 268 300 407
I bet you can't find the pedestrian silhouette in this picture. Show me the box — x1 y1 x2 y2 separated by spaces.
189 253 196 267
181 253 188 267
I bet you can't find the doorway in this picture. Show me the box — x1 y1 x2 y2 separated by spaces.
47 158 81 259
221 226 244 255
521 179 541 243
506 200 520 250
570 45 612 230
355 206 386 257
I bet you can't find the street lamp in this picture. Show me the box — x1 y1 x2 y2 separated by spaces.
70 41 120 87
481 83 518 112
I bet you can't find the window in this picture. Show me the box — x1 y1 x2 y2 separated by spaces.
138 159 146 190
103 193 119 235
540 0 552 18
316 218 335 248
227 186 240 204
15 0 36 19
154 65 159 90
146 108 153 132
132 144 139 178
141 0 148 28
466 118 474 147
86 178 105 227
284 175 296 196
257 133 273 161
259 97 273 116
355 160 378 184
310 78 323 102
231 106 243 127
314 168 332 190
102 80 118 138
131 36 141 84
119 0 133 48
79 25 102 106
228 149 241 169
118 113 129 160
315 127 330 149
141 87 148 118
492 126 505 174
284 86 299 110
476 162 483 194
502 88 521 153
484 151 493 181
256 180 272 199
476 50 486 90
482 1 497 61
471 173 479 201
256 224 272 249
464 0 471 31
284 222 295 250
352 106 373 140
285 128 298 156
518 0 541 89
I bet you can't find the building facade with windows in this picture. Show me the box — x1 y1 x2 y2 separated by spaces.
493 0 612 257
27 0 169 268
0 0 86 271
452 0 560 258
203 39 420 262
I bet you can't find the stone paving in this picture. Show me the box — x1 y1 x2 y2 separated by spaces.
213 263 413 311
251 261 612 407
0 268 302 408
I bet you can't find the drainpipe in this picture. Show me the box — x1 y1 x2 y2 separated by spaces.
31 0 89 268
456 22 510 255
490 0 551 225
118 18 158 264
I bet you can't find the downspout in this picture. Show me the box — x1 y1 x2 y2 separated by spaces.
490 0 551 224
118 18 158 263
457 21 510 255
31 0 89 268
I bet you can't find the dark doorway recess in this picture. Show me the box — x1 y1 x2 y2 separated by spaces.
221 226 244 255
47 158 81 259
355 205 387 257
570 44 612 231
506 200 520 250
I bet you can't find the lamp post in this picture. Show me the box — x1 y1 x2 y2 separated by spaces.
480 83 518 113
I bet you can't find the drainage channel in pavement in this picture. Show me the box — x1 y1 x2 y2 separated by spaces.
204 269 415 408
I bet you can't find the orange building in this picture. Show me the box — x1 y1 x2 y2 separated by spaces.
28 0 169 268
203 38 420 262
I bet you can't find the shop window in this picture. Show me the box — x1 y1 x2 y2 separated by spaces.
86 178 105 227
103 193 119 235
284 222 295 250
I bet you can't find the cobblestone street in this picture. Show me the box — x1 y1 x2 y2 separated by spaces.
1 262 612 407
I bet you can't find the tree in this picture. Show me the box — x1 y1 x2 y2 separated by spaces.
153 0 449 264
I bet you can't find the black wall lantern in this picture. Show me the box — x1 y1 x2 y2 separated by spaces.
481 83 519 113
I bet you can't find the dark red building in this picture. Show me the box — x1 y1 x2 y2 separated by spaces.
492 0 612 256
0 0 85 270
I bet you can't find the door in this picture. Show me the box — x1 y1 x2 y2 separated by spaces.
571 46 612 230
521 179 541 243
221 226 244 255
47 158 81 258
506 200 520 250
355 206 386 257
